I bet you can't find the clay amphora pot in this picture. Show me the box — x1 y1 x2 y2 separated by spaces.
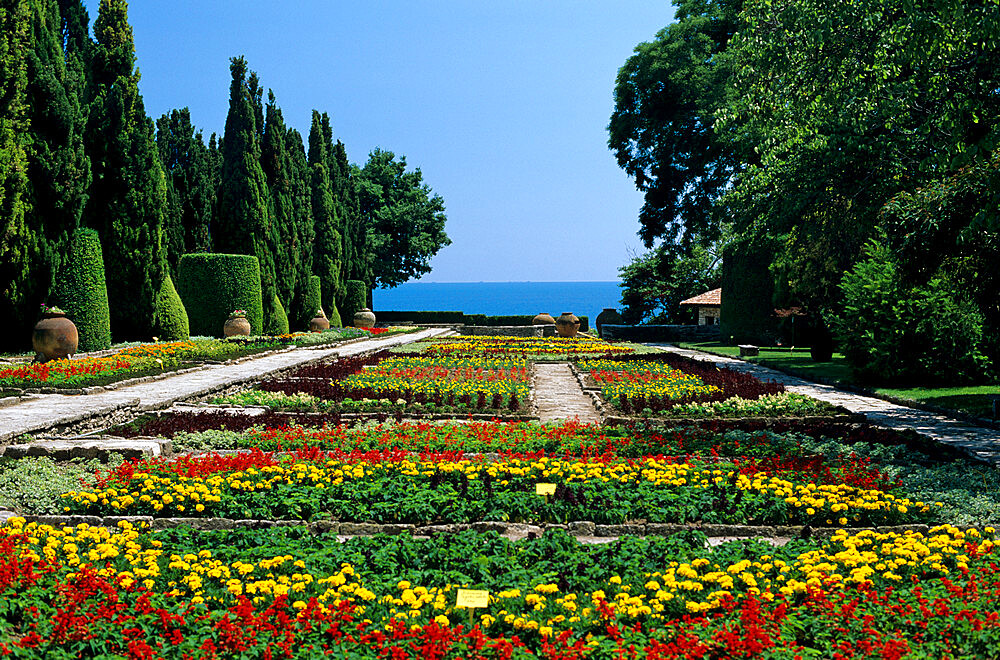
555 312 580 338
32 312 79 362
595 308 625 337
223 317 251 337
353 308 376 329
309 313 330 332
532 312 556 325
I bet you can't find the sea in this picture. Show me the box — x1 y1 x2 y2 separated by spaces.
372 281 622 320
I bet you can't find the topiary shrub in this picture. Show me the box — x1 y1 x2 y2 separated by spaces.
303 275 323 329
264 294 289 335
152 273 190 340
176 254 263 336
328 297 342 328
53 228 111 352
828 241 990 384
342 280 367 325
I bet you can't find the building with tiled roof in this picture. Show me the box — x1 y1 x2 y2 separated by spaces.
679 288 721 325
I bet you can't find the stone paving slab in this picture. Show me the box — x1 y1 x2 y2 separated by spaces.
0 328 449 443
652 344 1000 465
0 436 169 460
534 362 601 424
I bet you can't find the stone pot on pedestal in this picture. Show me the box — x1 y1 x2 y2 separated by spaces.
353 308 376 329
554 312 580 338
32 311 78 362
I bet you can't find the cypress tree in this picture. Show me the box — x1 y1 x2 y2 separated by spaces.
84 0 167 340
320 113 347 298
334 139 368 286
156 108 214 275
285 126 314 328
22 0 91 324
308 111 341 320
261 92 296 311
0 0 33 349
216 56 280 332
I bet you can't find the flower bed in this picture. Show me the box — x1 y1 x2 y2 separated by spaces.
1 521 997 657
59 450 936 527
425 336 635 358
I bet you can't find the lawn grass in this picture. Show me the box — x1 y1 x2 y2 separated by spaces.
679 341 999 420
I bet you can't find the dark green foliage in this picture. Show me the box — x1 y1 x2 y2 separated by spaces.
0 0 33 350
608 0 742 248
176 253 263 337
719 236 777 345
264 293 288 336
17 0 91 345
327 299 342 328
156 108 215 276
356 149 450 289
829 242 989 384
215 57 278 334
84 0 167 340
619 240 724 324
283 127 314 328
152 272 189 341
52 228 110 351
308 111 341 316
302 275 322 329
341 280 367 325
333 139 366 286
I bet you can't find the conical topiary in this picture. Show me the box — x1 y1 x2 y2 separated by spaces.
303 275 322 330
264 293 289 335
53 228 111 352
153 273 190 340
328 295 342 328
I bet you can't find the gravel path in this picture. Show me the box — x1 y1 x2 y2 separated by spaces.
653 344 1000 465
534 362 601 424
0 328 450 442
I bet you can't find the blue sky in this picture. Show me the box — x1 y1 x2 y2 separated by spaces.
81 1 674 283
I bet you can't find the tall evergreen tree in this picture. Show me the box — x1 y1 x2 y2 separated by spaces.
156 108 214 276
216 56 278 330
0 0 33 349
261 91 297 309
334 139 367 285
320 113 347 298
83 0 167 340
307 110 341 314
285 126 314 327
19 0 91 329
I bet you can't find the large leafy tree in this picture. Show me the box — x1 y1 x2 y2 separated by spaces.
608 0 744 250
355 149 450 289
216 56 278 331
84 0 167 340
307 110 341 313
156 108 214 277
619 238 724 324
0 0 33 349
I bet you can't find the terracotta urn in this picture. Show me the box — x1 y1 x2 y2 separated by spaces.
554 312 580 338
595 308 625 337
532 312 556 326
223 316 251 337
353 308 376 329
32 312 78 362
309 311 330 332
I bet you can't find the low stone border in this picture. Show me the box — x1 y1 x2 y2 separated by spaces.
0 435 169 460
10 514 995 541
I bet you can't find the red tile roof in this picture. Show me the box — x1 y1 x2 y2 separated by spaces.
679 288 721 306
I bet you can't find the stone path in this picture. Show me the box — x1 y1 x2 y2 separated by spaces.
0 328 450 443
534 363 601 424
653 344 1000 465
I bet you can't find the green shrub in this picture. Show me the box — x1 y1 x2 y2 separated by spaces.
152 273 190 340
829 241 990 384
264 294 289 335
176 254 263 336
342 280 367 325
328 299 342 328
53 228 111 351
303 275 323 329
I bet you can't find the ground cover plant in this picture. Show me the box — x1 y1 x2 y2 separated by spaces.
0 329 376 389
1 521 997 657
217 351 531 414
60 449 938 527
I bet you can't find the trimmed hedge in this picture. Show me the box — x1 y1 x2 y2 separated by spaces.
342 280 367 325
372 310 590 331
152 273 190 340
720 236 778 345
53 228 111 351
177 254 263 336
303 276 323 329
264 294 289 336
